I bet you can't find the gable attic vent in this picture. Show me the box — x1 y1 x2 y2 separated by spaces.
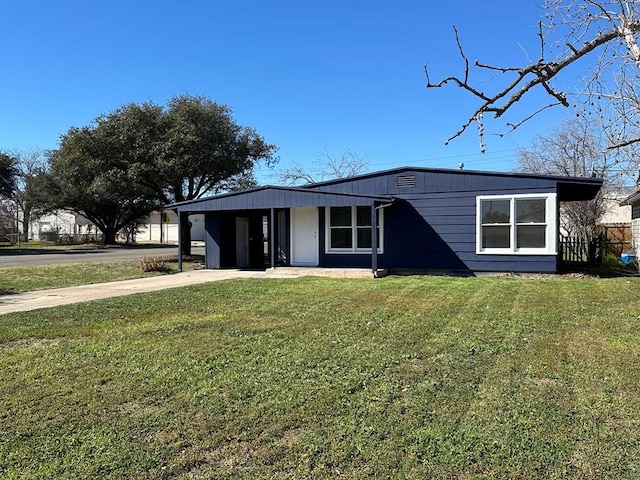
396 174 416 188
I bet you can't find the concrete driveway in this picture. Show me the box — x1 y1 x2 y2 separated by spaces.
0 269 291 315
0 245 205 268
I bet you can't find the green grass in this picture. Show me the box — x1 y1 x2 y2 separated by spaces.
0 256 204 294
1 276 639 479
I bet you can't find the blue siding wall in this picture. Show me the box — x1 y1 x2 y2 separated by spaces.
193 168 581 273
315 170 559 273
204 213 221 269
310 168 557 197
179 187 385 212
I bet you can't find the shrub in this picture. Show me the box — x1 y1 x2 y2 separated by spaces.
138 257 171 273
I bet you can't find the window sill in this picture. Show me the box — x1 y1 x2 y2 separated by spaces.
325 250 384 255
476 249 558 255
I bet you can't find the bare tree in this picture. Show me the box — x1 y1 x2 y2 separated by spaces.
11 149 49 241
515 117 621 238
425 0 640 166
275 149 368 186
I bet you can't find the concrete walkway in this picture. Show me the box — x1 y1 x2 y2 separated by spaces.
0 269 288 315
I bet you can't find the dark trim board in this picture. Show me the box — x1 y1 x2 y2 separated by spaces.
172 167 603 274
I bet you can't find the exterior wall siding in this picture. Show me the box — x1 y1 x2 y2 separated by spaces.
317 171 559 272
204 212 221 269
180 168 602 273
178 188 385 212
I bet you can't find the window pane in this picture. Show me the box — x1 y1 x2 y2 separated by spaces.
356 227 372 248
356 206 372 226
516 199 545 223
517 225 546 248
331 228 352 248
330 207 352 227
482 225 510 248
481 200 510 224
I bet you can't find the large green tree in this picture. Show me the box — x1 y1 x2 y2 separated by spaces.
102 95 277 253
0 152 18 199
40 95 277 249
35 126 161 245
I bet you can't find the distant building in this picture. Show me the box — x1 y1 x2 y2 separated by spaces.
136 211 205 244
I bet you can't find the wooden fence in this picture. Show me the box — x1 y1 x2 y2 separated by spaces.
597 224 632 257
559 235 605 269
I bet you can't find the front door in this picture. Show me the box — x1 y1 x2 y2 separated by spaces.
290 208 318 266
235 217 250 268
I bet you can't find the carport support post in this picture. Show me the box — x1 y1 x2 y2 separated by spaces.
270 208 275 268
371 204 378 277
177 211 183 272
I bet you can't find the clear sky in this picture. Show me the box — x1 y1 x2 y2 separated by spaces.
0 0 574 183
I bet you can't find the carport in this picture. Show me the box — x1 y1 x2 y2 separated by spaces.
167 186 394 275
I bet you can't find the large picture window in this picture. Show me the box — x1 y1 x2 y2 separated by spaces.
476 194 556 254
326 206 383 253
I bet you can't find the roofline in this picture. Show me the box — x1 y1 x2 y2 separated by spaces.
302 165 604 188
165 185 394 209
165 166 604 209
620 188 640 206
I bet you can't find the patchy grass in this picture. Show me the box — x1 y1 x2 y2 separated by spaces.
1 276 639 479
0 256 204 294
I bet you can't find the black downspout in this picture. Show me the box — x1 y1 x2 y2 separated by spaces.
371 203 378 278
270 208 275 268
177 211 183 272
372 200 395 278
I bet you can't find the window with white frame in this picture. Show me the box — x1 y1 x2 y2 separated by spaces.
476 193 557 254
326 206 383 253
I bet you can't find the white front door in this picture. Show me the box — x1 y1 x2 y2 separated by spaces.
290 208 318 266
235 217 250 268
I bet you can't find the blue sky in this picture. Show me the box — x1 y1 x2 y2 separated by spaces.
0 0 574 183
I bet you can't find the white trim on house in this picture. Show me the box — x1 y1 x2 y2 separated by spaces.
476 193 557 255
324 206 384 254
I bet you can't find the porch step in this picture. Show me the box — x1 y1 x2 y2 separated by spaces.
265 267 387 279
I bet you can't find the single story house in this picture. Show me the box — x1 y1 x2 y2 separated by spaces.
168 167 603 275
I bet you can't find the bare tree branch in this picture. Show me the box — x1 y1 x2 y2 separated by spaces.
426 0 640 157
275 149 368 186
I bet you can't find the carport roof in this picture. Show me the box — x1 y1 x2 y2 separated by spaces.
166 185 394 213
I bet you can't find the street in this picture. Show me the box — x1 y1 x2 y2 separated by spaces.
0 245 205 268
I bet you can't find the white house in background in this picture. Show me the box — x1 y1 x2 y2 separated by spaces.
136 211 205 244
22 209 204 244
600 186 634 226
598 186 634 256
29 211 95 241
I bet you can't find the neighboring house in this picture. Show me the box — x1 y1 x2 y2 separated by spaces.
169 167 603 275
600 186 634 225
29 211 96 242
620 188 640 253
599 186 634 256
23 209 205 244
136 211 205 244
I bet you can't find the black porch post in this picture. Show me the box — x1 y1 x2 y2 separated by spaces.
371 204 378 277
270 208 275 268
177 211 183 272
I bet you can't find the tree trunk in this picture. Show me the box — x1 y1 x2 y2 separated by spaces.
102 227 118 245
180 211 192 256
21 206 31 242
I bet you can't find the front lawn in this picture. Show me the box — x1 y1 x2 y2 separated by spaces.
1 276 639 479
0 256 203 294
